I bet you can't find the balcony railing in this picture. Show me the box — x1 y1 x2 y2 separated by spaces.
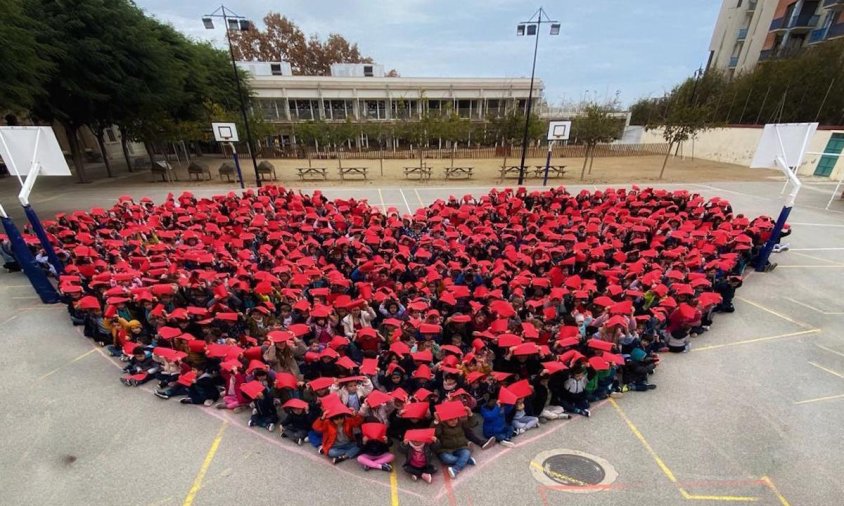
823 0 844 10
770 17 786 30
791 14 821 29
729 56 739 68
737 27 749 40
809 27 829 43
759 49 773 61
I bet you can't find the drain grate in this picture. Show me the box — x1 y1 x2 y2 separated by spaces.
530 450 618 493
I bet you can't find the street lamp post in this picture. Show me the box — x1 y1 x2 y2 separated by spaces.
516 7 559 186
203 5 262 188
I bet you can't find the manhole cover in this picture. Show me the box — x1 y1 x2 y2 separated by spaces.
530 449 617 493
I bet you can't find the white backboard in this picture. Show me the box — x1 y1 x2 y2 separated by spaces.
0 126 71 176
212 122 239 142
750 123 818 169
547 121 571 141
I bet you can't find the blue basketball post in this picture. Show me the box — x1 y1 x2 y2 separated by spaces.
0 203 60 303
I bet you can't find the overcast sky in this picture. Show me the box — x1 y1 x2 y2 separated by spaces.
134 0 720 107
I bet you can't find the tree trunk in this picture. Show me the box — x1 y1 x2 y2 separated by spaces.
182 140 191 162
118 126 133 172
95 128 114 177
144 141 155 167
588 146 596 175
659 142 673 179
451 142 456 169
162 143 171 163
580 145 590 181
64 124 88 183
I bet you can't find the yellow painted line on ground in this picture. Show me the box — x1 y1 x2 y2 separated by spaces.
794 392 844 405
692 329 820 352
609 399 678 483
611 399 760 502
389 466 400 506
735 297 814 329
183 422 227 506
808 361 844 379
816 344 844 358
761 476 791 506
38 349 96 380
530 461 588 487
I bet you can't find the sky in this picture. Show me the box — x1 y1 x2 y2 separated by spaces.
134 0 721 108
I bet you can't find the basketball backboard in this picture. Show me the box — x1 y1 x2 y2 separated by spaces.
547 121 571 141
0 126 71 176
750 123 817 169
212 122 239 142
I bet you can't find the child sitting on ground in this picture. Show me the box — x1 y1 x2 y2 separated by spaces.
511 399 539 435
624 348 658 391
401 429 438 484
120 345 159 386
479 394 516 447
312 405 363 464
356 422 394 472
280 398 312 445
243 381 279 432
433 406 478 479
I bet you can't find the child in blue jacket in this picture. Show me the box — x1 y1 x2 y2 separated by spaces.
479 395 516 448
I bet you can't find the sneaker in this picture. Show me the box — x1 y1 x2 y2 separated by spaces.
500 440 516 448
332 455 348 465
411 475 419 482
381 463 393 472
248 419 255 427
267 423 275 433
779 243 790 252
215 402 226 409
609 391 623 398
559 413 572 419
646 384 657 390
621 384 630 393
482 436 496 450
280 431 288 438
296 437 304 446
203 399 214 407
446 467 457 479
180 398 193 404
154 390 170 400
120 378 131 386
515 427 526 436
362 464 370 472
467 457 477 466
421 473 432 484
582 409 591 418
318 446 324 455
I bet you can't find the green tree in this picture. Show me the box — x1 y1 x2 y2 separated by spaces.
436 112 472 169
571 103 624 180
0 0 54 112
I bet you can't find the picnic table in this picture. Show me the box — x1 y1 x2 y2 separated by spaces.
444 166 474 180
338 166 368 180
404 165 432 181
498 165 525 181
256 161 278 181
187 161 211 181
532 165 567 179
296 167 328 181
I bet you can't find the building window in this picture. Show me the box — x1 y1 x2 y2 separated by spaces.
391 100 417 119
270 63 283 76
362 100 386 119
259 99 279 120
486 99 502 118
427 100 445 116
105 127 117 143
324 100 349 120
364 65 374 77
457 99 474 118
290 99 318 121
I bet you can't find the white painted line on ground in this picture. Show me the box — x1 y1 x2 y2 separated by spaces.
789 223 844 228
413 188 425 208
816 344 844 359
790 248 844 251
1 315 18 325
398 189 413 214
794 393 844 405
808 361 844 379
784 297 844 315
789 252 844 265
690 183 772 200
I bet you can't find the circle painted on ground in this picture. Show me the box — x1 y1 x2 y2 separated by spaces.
530 449 618 493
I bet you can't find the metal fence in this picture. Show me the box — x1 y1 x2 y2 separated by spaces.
264 143 670 160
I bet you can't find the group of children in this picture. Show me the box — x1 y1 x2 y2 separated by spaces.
48 185 770 482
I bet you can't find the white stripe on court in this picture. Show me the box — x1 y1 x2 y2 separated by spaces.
398 189 413 214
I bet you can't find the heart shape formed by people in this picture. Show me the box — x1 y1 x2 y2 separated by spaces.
54 185 770 450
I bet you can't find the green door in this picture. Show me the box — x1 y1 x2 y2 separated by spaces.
814 133 844 177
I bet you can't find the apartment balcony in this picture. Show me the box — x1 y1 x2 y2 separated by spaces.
729 56 739 68
747 0 758 11
823 0 844 10
737 27 749 40
789 14 821 33
828 22 844 39
758 49 773 61
809 27 829 43
770 17 787 31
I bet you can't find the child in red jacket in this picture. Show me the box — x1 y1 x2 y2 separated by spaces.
312 404 363 464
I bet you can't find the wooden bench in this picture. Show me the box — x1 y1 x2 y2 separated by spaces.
338 166 368 180
218 162 236 182
296 167 328 181
533 165 567 179
187 161 212 181
498 165 525 181
257 161 278 181
151 161 175 182
444 166 474 180
404 166 432 181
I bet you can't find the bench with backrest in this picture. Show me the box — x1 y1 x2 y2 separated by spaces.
404 165 432 181
150 161 174 182
187 161 212 181
256 161 278 181
218 162 236 182
296 167 328 181
338 166 368 180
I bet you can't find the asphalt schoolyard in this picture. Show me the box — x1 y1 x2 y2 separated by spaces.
1 170 844 506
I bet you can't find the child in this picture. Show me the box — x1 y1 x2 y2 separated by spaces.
624 348 658 391
216 360 247 412
559 365 591 417
402 429 438 483
433 403 478 478
280 398 312 445
242 380 279 432
120 345 159 386
356 422 395 472
479 395 516 447
511 399 539 435
312 404 363 464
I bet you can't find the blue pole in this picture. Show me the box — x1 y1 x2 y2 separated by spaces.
1 216 60 303
232 151 245 189
754 205 792 272
23 204 63 275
